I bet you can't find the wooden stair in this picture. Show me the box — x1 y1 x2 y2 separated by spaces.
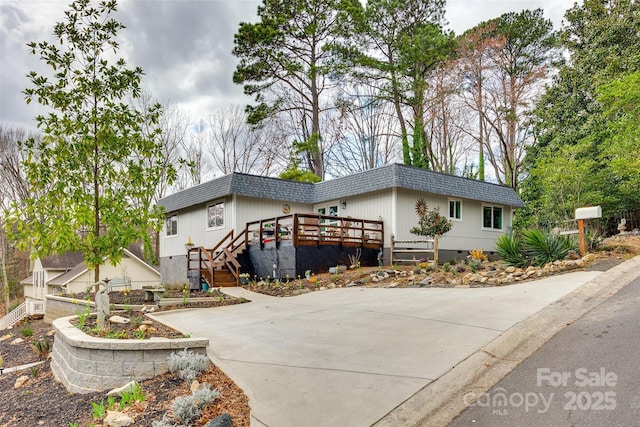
187 229 247 288
211 269 237 287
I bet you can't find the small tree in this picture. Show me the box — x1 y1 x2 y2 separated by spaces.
6 0 175 282
410 198 452 267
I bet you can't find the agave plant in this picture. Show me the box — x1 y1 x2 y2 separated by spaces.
495 233 528 267
522 229 571 266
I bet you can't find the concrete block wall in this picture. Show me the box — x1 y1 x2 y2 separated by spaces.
51 316 209 394
44 296 94 324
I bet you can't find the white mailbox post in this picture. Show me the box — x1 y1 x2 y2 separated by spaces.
575 206 602 256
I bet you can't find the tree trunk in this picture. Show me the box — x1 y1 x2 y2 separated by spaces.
433 234 440 268
1 235 9 314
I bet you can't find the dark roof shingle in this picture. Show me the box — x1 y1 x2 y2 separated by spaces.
159 163 524 213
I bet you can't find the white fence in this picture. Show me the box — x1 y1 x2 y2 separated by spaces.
390 234 435 265
0 299 46 330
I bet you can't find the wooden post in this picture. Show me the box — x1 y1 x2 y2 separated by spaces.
578 219 586 256
390 234 395 265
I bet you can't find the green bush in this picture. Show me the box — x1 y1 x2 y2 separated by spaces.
31 337 51 359
522 229 571 266
497 229 573 267
495 233 528 267
20 324 34 338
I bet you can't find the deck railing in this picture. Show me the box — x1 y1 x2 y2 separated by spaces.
246 213 383 249
188 213 384 286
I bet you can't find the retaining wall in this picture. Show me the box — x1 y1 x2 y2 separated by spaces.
45 295 152 324
51 315 209 394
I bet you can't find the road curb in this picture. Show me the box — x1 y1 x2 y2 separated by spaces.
373 255 640 427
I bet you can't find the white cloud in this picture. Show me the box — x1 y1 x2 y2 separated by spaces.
1 0 580 131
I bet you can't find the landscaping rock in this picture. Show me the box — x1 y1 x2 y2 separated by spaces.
206 413 232 427
10 337 24 345
104 410 134 427
14 375 29 389
108 315 130 324
107 380 139 396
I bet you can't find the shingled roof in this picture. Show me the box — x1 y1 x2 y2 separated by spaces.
159 163 524 213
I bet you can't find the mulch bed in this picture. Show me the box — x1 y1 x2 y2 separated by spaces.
61 288 247 339
0 316 251 427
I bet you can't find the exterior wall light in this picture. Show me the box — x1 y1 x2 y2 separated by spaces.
185 236 194 252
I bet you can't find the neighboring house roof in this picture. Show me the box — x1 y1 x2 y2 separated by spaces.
46 248 160 286
23 246 160 287
160 163 525 213
47 262 87 286
41 251 84 269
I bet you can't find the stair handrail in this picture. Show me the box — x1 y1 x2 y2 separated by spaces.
209 229 235 264
222 247 242 285
0 301 27 330
228 227 247 254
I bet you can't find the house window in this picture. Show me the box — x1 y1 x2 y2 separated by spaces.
329 205 338 217
449 199 462 220
166 215 178 236
482 205 503 230
207 202 225 229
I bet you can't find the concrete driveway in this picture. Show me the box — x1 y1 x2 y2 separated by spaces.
152 271 602 427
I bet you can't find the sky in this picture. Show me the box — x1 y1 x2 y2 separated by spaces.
0 0 580 132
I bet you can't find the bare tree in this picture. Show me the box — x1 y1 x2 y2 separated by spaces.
0 125 35 313
326 85 400 176
422 63 471 174
456 23 504 181
461 9 555 189
179 119 209 188
207 105 283 176
131 92 190 260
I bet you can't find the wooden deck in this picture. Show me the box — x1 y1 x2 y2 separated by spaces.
187 213 384 287
246 213 384 249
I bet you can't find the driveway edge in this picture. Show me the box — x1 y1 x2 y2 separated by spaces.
373 255 640 427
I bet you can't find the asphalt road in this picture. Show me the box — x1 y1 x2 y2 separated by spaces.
450 276 640 427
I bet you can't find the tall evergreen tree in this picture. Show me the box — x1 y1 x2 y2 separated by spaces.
337 0 454 169
233 0 354 180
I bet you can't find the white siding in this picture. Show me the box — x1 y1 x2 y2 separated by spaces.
64 258 160 294
160 196 314 257
317 190 393 245
394 189 512 252
161 197 233 257
159 186 515 259
235 196 312 230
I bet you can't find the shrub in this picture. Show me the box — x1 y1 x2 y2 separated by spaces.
496 233 528 267
167 349 210 382
522 229 571 266
118 382 146 410
469 249 488 261
170 384 219 424
31 337 51 359
20 324 34 338
497 229 574 267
